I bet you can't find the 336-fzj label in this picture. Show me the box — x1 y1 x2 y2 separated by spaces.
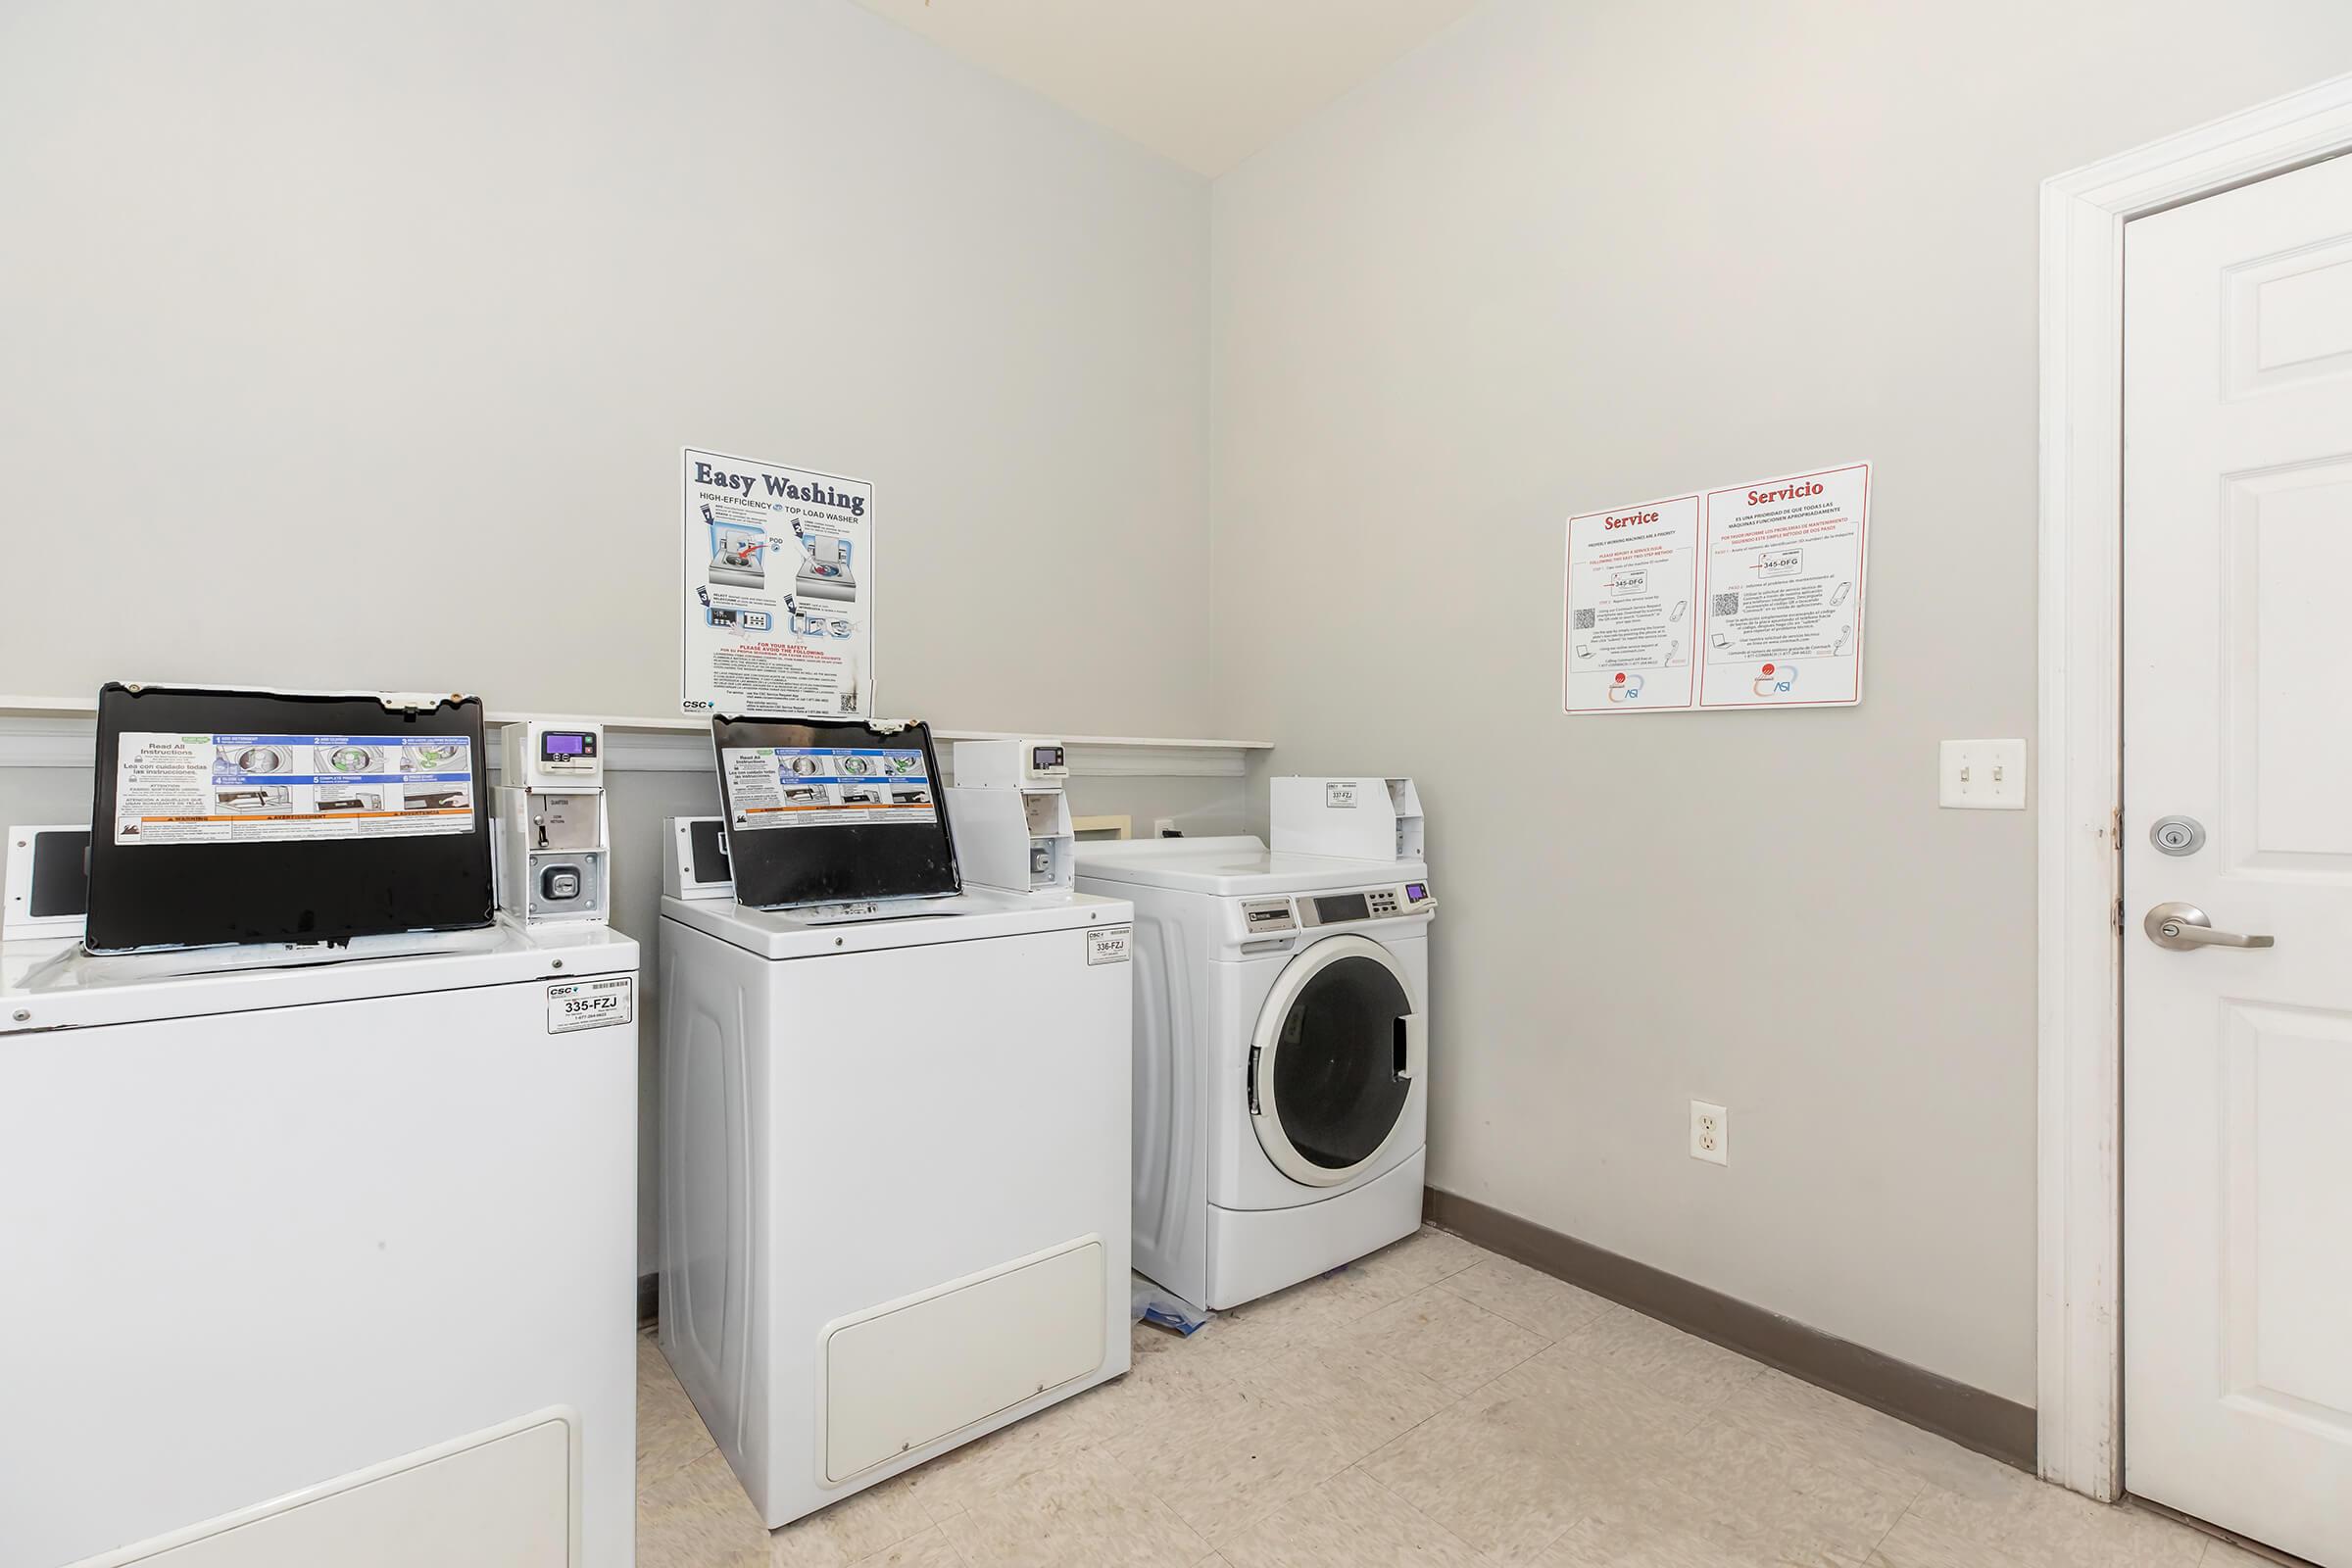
1088 925 1132 965
546 976 634 1033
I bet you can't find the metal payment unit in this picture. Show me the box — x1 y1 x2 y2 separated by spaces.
947 739 1075 896
1270 776 1425 863
495 721 611 925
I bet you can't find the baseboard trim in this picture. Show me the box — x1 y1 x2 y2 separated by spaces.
1423 1188 2036 1472
638 1271 658 1329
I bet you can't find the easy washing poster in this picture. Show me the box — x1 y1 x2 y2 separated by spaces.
112 733 474 845
1562 463 1869 713
681 447 875 720
720 746 936 831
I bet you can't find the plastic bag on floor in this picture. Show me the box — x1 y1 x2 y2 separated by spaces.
1131 1274 1210 1336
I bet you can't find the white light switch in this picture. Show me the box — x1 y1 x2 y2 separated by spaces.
1939 739 2026 809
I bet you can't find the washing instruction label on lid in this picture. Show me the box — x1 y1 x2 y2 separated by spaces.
1088 925 1133 965
112 732 475 846
721 745 938 831
546 977 633 1033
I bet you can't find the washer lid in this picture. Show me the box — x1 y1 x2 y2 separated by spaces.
661 886 1133 960
1072 836 1427 896
0 920 639 1035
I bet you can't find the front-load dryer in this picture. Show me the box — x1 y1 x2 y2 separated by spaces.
1074 836 1435 1310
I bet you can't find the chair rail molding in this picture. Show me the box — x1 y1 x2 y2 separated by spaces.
0 708 1268 778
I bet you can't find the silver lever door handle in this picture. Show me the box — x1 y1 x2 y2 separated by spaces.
2143 902 2276 951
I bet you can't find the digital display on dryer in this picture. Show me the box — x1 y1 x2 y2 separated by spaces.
1315 893 1371 924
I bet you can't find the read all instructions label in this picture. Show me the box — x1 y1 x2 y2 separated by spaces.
112 732 476 847
719 745 938 831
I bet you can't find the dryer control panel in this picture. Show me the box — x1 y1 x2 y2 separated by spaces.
1289 880 1435 929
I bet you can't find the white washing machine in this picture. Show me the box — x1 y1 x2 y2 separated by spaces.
0 918 641 1568
658 885 1135 1529
1074 836 1435 1311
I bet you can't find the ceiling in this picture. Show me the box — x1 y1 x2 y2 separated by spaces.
851 0 1482 176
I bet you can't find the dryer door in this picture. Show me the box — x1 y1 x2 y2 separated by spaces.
1249 934 1425 1188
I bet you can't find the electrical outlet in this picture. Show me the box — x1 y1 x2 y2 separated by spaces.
1939 739 2027 809
1690 1101 1728 1165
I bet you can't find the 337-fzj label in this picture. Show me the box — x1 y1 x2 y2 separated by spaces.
546 976 634 1033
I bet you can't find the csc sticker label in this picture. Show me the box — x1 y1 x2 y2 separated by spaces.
1088 925 1133 965
1324 782 1357 808
547 976 634 1033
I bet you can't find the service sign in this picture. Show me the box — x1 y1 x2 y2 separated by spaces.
1562 463 1869 712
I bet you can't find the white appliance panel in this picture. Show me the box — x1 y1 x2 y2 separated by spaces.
824 1239 1105 1481
2 966 637 1568
82 1412 572 1568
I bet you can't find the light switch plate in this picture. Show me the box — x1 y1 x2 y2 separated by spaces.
1939 739 2026 809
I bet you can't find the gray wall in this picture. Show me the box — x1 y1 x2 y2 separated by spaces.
16 0 2347 1402
1209 0 2352 1403
0 0 1233 1279
0 0 1214 737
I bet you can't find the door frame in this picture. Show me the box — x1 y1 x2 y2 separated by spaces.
2037 70 2352 1502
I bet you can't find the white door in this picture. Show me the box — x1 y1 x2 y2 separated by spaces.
2124 151 2352 1568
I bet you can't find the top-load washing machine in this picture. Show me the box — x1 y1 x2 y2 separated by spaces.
1074 836 1436 1310
657 715 1136 1531
5 681 639 1568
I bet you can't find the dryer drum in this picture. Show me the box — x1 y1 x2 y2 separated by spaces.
1254 949 1413 1179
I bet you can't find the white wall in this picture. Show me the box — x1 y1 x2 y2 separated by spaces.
1210 0 2352 1402
18 0 2349 1401
0 0 1229 1278
0 0 1213 735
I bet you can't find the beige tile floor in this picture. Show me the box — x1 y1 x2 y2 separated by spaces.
636 1226 2248 1568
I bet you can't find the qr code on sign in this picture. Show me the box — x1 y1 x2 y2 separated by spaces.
1711 592 1740 616
1572 609 1595 630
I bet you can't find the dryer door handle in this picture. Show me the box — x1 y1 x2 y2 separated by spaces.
1395 1012 1426 1081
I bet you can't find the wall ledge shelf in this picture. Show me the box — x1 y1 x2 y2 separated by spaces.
0 702 1269 780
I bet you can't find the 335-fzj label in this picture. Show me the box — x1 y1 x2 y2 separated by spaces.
546 976 634 1033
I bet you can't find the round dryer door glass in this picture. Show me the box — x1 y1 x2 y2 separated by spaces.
1250 935 1422 1188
